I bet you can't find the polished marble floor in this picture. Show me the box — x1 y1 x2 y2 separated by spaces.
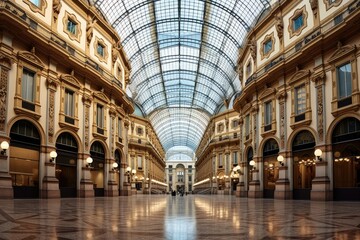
0 195 360 240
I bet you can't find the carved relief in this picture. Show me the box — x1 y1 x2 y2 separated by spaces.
317 86 324 142
248 38 257 61
53 0 62 23
23 0 47 16
253 114 257 154
0 68 9 131
279 101 285 148
86 16 97 46
275 15 284 41
82 94 92 150
48 90 55 143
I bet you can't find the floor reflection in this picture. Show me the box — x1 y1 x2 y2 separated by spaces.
0 195 359 239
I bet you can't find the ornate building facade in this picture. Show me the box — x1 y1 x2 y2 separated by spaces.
0 0 165 198
195 0 360 201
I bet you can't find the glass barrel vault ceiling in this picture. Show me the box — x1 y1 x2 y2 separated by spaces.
94 0 270 158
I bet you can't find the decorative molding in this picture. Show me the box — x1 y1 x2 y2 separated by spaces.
62 11 82 43
316 86 324 142
86 16 97 46
0 67 9 131
323 0 342 11
275 14 284 41
23 0 47 16
60 74 81 89
48 90 55 143
259 87 276 100
328 44 356 64
53 0 62 23
94 36 108 63
279 101 285 149
18 50 45 70
288 6 308 39
260 32 275 60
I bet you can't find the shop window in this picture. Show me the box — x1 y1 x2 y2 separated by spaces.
288 6 308 38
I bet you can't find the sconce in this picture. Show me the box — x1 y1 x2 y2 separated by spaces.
112 162 118 171
233 165 242 175
125 166 131 183
314 149 323 162
86 157 93 168
1 141 9 156
131 169 136 176
277 155 284 166
249 160 256 170
49 150 57 163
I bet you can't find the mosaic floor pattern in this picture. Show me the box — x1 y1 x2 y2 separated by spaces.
0 195 360 239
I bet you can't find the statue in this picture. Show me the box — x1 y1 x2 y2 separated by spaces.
275 15 283 40
112 40 122 63
53 0 62 23
248 38 256 60
86 16 97 46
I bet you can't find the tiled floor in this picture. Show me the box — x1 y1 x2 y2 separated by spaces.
0 195 360 239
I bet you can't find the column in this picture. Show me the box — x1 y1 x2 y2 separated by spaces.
0 56 13 198
248 157 262 198
311 72 331 201
274 90 291 199
42 73 60 198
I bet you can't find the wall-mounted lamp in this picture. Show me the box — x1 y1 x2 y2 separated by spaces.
277 155 284 166
49 150 57 163
233 165 242 175
86 157 93 168
112 162 119 171
249 160 256 170
1 141 9 156
125 166 131 183
314 149 323 162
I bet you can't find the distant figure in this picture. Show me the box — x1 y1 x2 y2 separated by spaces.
172 190 176 196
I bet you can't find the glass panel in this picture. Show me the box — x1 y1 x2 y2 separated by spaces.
337 62 352 99
67 19 76 35
293 14 303 32
22 69 35 102
295 85 306 115
265 101 272 126
93 0 271 152
97 104 104 128
65 89 74 117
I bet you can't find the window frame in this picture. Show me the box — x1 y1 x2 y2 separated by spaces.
323 0 342 10
288 6 308 38
62 11 82 42
260 33 275 60
23 0 47 15
94 37 109 63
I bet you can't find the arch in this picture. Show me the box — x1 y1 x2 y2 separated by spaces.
176 164 185 169
54 129 83 154
7 116 46 146
258 136 280 158
89 138 110 159
286 127 318 153
325 113 360 145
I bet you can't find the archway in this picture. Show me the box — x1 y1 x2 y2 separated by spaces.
175 164 185 194
55 132 78 198
90 141 105 197
292 130 316 200
262 138 279 198
9 120 41 198
332 117 360 200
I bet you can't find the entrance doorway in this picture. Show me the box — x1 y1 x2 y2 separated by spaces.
263 139 279 198
10 120 40 198
55 132 78 198
292 130 316 200
90 141 105 197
